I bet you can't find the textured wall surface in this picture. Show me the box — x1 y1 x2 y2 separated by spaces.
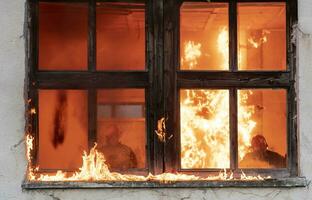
0 0 311 199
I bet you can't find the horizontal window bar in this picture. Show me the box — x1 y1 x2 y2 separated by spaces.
178 71 291 88
35 71 149 89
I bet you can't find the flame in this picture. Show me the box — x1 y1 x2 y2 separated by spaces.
180 28 256 169
247 30 270 48
240 170 271 181
182 41 202 69
30 108 36 115
238 90 257 160
181 89 230 168
25 28 267 183
217 27 229 70
248 36 267 48
26 135 269 182
155 117 167 142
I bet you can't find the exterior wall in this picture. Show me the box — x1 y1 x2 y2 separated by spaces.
0 0 311 199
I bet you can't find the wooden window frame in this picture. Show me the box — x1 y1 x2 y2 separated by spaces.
163 0 299 179
23 0 307 189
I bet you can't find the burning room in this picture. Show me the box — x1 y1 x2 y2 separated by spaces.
1 0 312 199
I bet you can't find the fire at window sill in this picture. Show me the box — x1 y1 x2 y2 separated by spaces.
24 135 307 189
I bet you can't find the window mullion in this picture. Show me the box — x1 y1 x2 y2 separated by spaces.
229 0 238 72
163 0 179 173
149 0 165 174
87 0 97 150
229 0 238 173
88 0 96 72
28 0 39 167
230 88 238 171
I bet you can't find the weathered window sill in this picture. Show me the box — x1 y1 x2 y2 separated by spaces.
22 177 307 189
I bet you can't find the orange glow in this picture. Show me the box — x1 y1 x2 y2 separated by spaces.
247 30 269 49
237 90 257 161
180 27 256 169
182 41 202 69
238 3 286 70
217 28 229 70
26 135 270 182
30 108 36 115
26 28 268 183
26 2 287 182
181 89 230 168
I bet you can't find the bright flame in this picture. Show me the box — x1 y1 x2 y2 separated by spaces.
217 27 229 70
181 89 230 168
248 36 267 48
247 30 270 48
238 90 257 160
182 41 202 69
180 27 256 169
30 108 36 115
26 135 269 182
25 28 268 183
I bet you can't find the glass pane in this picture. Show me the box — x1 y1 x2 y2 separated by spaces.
180 3 229 70
238 3 286 70
39 3 88 70
180 89 230 169
97 89 146 171
238 89 287 168
96 2 145 70
38 90 88 170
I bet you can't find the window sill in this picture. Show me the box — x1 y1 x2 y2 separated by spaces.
22 177 307 189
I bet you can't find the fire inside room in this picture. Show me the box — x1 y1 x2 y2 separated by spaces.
25 1 291 183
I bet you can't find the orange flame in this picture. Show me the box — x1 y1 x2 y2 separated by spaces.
30 108 36 115
182 41 202 69
180 28 256 169
25 28 267 183
217 27 229 70
26 135 269 182
248 30 270 48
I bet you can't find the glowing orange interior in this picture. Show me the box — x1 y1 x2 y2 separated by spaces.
29 1 287 181
39 3 88 70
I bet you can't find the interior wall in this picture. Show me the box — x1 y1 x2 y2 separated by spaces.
38 90 88 170
0 0 312 199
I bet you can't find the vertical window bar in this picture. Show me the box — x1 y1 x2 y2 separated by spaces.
287 0 298 176
229 0 237 72
88 90 97 149
88 0 96 72
28 0 39 166
88 0 97 149
230 88 238 171
151 0 165 174
146 0 157 174
229 0 238 172
164 0 179 173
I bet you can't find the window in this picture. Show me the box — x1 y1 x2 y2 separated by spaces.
24 0 304 188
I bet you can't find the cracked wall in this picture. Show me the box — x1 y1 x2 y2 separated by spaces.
0 0 312 199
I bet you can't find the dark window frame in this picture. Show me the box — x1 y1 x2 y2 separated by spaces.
163 0 299 179
23 0 307 188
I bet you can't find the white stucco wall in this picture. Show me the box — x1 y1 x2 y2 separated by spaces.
0 0 311 199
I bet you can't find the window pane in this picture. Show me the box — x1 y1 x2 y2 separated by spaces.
97 89 146 171
38 90 88 170
180 3 229 70
96 2 145 70
39 3 88 70
180 89 230 169
238 3 286 70
238 89 287 168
